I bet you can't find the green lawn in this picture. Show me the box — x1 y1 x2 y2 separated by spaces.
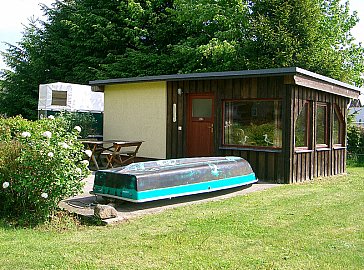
0 168 363 270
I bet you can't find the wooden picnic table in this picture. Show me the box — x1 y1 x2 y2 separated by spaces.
103 141 143 168
80 139 143 170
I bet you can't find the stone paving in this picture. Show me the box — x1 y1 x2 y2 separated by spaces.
59 171 280 225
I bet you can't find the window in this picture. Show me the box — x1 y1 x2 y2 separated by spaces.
333 105 344 146
223 100 282 148
316 103 328 146
51 90 67 106
192 98 213 118
295 102 310 148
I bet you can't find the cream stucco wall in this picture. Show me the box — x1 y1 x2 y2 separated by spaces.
103 81 167 159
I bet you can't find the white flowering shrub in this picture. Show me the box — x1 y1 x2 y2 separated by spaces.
0 115 90 224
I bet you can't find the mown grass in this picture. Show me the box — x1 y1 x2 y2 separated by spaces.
0 167 363 270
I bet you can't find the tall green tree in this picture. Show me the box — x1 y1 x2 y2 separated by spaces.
95 0 185 78
40 0 143 83
167 0 250 73
1 0 363 119
245 0 364 84
1 20 46 119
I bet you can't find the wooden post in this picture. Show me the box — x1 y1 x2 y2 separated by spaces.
282 85 293 183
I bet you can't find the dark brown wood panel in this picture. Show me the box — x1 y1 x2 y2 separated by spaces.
233 79 241 99
166 76 349 183
293 75 359 99
284 85 294 183
267 153 275 181
251 78 257 98
258 152 266 180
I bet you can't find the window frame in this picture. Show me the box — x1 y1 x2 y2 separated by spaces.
332 104 345 148
315 102 329 148
294 101 311 150
51 90 68 106
222 98 283 150
191 97 214 121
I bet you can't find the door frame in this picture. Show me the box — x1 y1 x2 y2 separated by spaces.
186 93 215 157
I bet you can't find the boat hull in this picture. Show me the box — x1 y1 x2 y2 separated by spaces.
92 156 257 202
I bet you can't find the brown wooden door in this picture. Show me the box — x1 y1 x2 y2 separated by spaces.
187 94 215 157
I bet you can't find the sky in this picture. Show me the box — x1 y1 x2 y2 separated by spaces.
0 0 364 70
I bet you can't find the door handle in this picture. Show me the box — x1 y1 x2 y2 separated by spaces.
208 124 214 133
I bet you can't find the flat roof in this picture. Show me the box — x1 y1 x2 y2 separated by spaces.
89 67 361 93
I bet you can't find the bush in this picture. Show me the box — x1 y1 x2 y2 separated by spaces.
347 124 364 166
0 115 90 225
58 112 102 138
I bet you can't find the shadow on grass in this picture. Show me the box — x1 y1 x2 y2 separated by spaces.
0 209 104 231
1 181 279 230
64 183 259 215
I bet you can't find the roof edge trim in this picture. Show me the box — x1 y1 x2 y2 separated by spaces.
89 67 361 93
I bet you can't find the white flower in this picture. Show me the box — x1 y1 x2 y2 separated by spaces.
58 142 69 149
76 168 82 174
21 131 31 138
48 115 55 120
41 192 48 199
80 160 89 166
2 182 9 189
47 152 54 158
84 150 92 157
42 131 52 138
74 126 81 132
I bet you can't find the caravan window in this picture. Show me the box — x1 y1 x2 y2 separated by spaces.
51 91 67 106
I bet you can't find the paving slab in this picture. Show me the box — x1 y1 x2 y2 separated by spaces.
59 172 280 225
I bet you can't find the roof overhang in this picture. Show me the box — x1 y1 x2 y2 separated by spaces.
89 67 361 99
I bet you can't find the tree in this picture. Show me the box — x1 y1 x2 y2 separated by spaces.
245 0 364 85
166 0 250 73
0 0 149 119
40 0 142 83
1 0 363 119
1 20 46 119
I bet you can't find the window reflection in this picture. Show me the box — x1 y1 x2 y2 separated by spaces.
224 100 282 148
295 103 309 148
192 99 212 118
316 104 328 146
333 106 344 146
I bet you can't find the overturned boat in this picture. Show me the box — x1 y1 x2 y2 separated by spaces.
92 156 257 203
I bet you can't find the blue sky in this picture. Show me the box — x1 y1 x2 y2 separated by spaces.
1 0 364 70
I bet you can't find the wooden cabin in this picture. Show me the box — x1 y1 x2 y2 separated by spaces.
90 67 360 183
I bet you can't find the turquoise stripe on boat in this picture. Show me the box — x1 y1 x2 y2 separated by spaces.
132 173 256 201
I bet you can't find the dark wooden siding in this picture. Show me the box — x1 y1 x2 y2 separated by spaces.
289 85 348 183
166 76 349 183
167 77 286 183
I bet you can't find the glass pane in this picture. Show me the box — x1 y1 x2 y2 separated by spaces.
333 108 342 145
224 100 282 148
316 105 327 145
192 99 212 118
295 104 308 147
51 90 67 106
